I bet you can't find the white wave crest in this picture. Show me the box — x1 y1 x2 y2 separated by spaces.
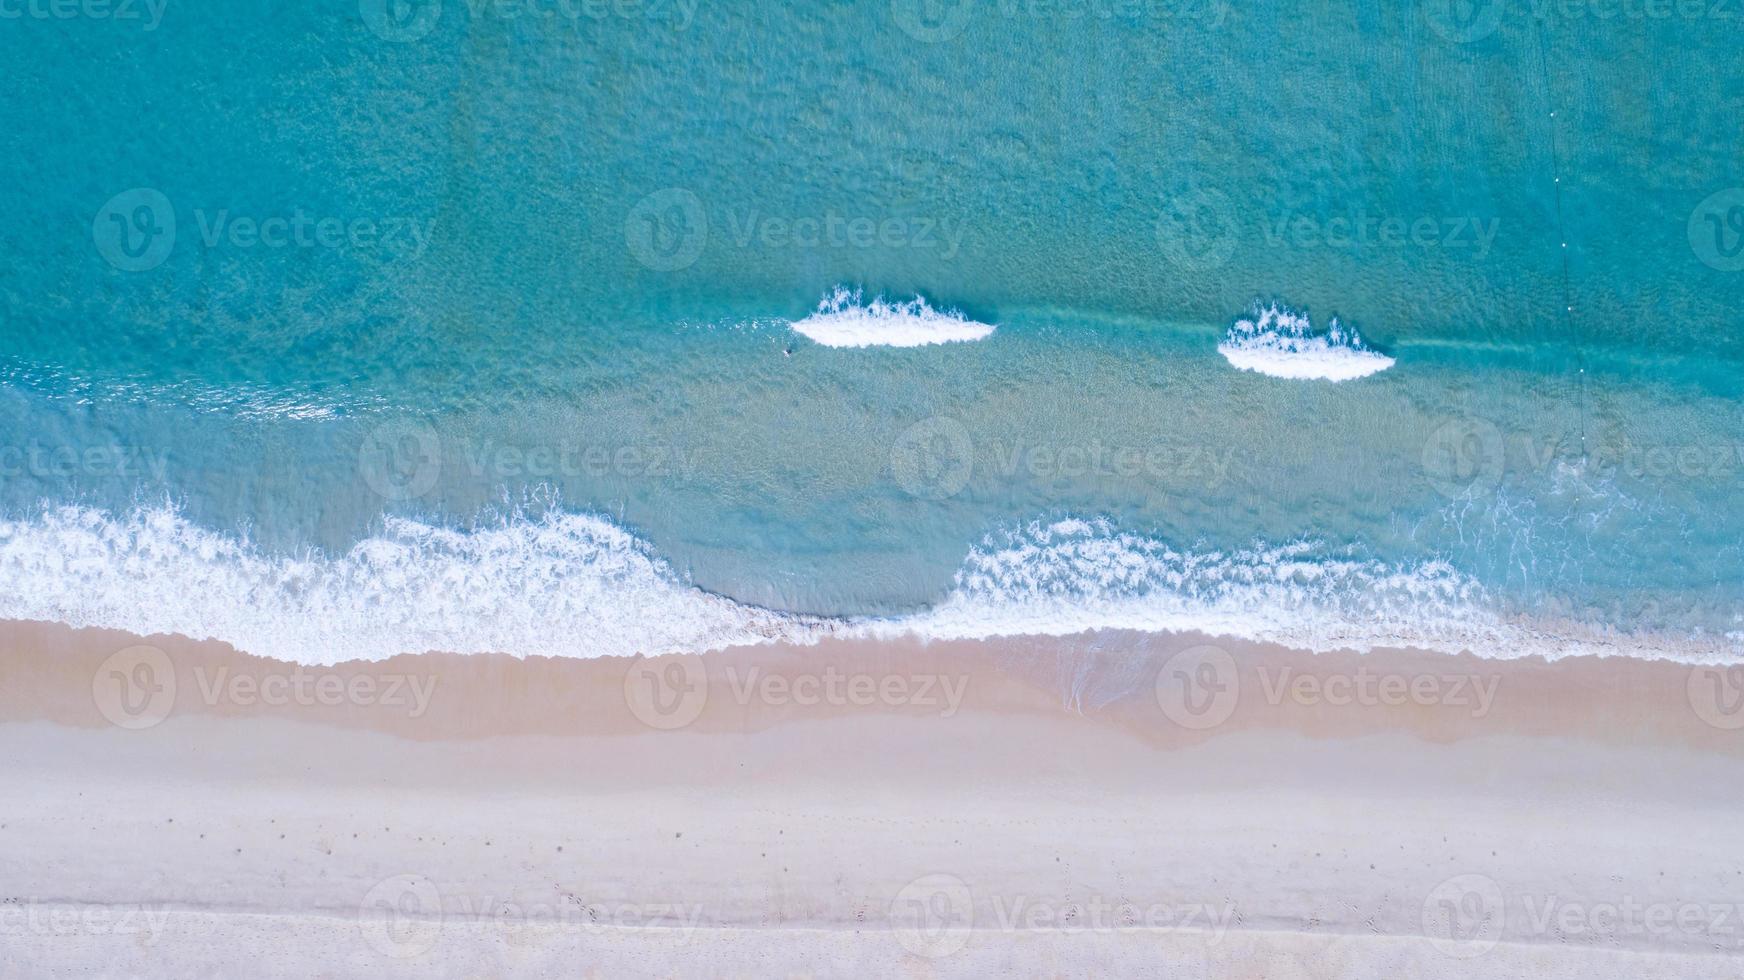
0 505 836 664
877 518 1498 652
1217 304 1395 381
0 507 1730 665
874 519 1740 663
790 287 995 348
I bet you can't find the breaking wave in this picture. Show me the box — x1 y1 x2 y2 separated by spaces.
0 507 1731 665
790 287 996 348
1217 304 1395 381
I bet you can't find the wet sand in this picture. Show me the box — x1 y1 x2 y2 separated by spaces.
2 620 1742 977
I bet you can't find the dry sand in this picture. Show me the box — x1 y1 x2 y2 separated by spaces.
2 619 1743 977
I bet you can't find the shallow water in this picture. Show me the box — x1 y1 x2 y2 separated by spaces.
0 1 1740 661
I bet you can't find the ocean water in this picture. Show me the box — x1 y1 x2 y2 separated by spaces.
1 0 1741 663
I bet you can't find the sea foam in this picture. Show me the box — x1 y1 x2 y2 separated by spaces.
0 505 835 664
0 505 1731 665
1218 304 1395 381
790 287 995 348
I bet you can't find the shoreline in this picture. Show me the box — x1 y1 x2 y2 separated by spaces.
10 503 1744 669
8 617 1741 751
4 619 1744 977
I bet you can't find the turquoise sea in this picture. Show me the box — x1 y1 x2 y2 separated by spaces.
1 0 1741 662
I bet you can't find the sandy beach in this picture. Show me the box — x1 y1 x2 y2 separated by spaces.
11 1 1744 977
2 620 1742 977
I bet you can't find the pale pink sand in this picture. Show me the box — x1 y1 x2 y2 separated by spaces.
2 620 1742 978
